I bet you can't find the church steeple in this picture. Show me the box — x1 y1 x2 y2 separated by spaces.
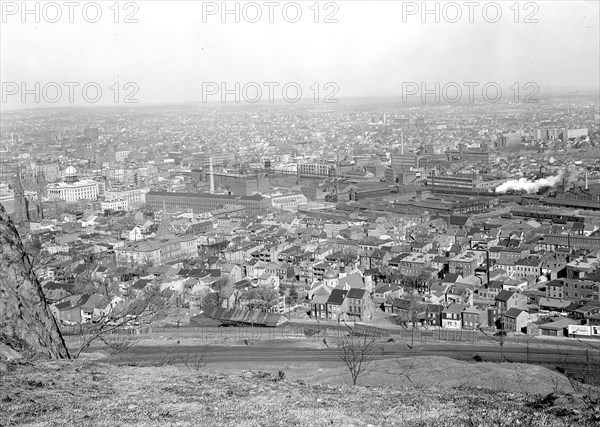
13 169 27 225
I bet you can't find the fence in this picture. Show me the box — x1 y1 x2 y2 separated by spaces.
53 323 526 347
1 320 553 348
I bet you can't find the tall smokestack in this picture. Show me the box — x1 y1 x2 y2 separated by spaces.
401 129 405 155
585 169 588 190
209 156 215 194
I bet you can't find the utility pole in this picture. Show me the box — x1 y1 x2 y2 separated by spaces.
499 311 504 363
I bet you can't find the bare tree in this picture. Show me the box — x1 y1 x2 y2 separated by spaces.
182 345 210 371
337 332 380 386
73 285 170 358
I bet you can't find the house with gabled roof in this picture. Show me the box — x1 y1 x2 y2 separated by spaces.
310 294 329 320
503 308 529 332
373 283 403 304
574 301 600 321
326 289 348 322
345 288 374 321
495 290 527 311
442 303 467 329
382 296 411 317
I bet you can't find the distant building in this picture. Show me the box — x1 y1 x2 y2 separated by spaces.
499 132 522 147
105 187 149 209
212 172 270 196
297 162 334 177
271 193 307 211
147 191 271 215
101 199 128 211
561 128 588 140
391 153 419 172
115 235 198 266
427 175 508 193
47 179 101 202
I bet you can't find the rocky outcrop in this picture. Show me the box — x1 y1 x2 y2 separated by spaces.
0 203 70 359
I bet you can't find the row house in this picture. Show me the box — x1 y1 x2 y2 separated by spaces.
394 252 431 276
487 246 529 261
496 257 543 279
224 242 263 263
252 241 294 263
277 246 306 263
264 262 295 281
545 278 599 302
360 248 393 269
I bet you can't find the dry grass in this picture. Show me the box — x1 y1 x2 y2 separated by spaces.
0 359 597 427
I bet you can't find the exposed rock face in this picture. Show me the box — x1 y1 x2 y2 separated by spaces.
0 203 70 359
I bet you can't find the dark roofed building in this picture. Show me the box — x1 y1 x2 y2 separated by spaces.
326 289 348 322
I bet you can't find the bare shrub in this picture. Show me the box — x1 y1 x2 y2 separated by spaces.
337 333 379 386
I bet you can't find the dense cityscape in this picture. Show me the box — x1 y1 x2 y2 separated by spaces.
1 93 599 338
1 1 600 425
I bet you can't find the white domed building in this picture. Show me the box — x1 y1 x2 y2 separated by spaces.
64 166 78 183
323 269 339 288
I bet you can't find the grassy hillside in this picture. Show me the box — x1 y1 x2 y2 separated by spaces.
1 358 599 426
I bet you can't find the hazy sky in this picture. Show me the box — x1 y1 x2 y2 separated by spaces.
1 0 599 108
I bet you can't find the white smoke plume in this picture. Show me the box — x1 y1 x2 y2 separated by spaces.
495 169 584 194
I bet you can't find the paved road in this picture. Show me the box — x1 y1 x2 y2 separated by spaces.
105 341 600 368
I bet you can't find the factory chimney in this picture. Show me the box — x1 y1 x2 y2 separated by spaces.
585 169 588 190
401 129 405 155
209 156 215 194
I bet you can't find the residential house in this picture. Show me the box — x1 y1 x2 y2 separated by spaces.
373 283 403 304
502 308 529 332
345 288 374 321
462 306 485 330
310 294 329 320
442 303 467 329
495 290 527 312
326 289 348 322
219 263 243 283
574 301 600 321
424 303 443 326
383 297 412 318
